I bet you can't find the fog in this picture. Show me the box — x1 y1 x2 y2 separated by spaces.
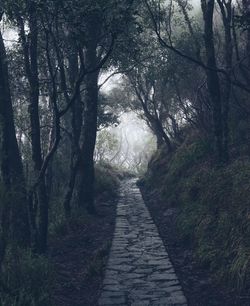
1 21 18 48
1 0 202 174
95 111 156 174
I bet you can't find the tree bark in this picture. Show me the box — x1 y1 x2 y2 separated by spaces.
217 0 233 163
63 47 83 217
17 3 49 252
78 63 99 214
201 0 225 163
134 86 172 151
76 12 101 214
0 28 30 260
242 0 250 68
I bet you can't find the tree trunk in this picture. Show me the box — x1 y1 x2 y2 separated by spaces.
29 11 48 253
201 0 225 163
155 132 164 149
154 118 172 151
242 0 250 68
18 3 49 253
78 44 99 214
217 0 233 163
63 47 83 217
78 70 99 213
0 29 30 259
76 11 102 214
140 98 172 151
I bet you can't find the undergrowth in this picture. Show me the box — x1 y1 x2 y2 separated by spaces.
49 162 121 237
0 162 121 305
0 248 53 306
144 133 250 291
95 162 121 199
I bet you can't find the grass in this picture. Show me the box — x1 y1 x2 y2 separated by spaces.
48 161 122 237
0 248 53 306
144 132 250 292
95 162 121 200
0 161 122 306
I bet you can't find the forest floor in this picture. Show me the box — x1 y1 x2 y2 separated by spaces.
140 185 249 306
50 196 118 306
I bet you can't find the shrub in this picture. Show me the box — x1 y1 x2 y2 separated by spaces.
177 157 250 289
0 247 53 306
144 135 250 291
95 162 121 199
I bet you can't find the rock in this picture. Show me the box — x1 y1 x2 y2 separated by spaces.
98 179 187 306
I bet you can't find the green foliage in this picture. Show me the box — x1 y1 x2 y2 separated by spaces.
95 130 119 163
167 138 210 179
48 162 122 237
178 157 250 289
145 134 211 205
234 11 250 31
98 93 120 130
49 211 68 237
95 162 121 199
145 134 250 291
0 248 53 306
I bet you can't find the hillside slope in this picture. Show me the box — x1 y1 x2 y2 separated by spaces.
140 132 250 305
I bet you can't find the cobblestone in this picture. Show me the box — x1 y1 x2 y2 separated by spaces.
99 179 187 306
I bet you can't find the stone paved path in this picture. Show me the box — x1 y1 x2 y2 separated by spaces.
98 179 187 306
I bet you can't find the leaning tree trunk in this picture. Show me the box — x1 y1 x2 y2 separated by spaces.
153 118 172 151
140 96 172 151
0 27 30 264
